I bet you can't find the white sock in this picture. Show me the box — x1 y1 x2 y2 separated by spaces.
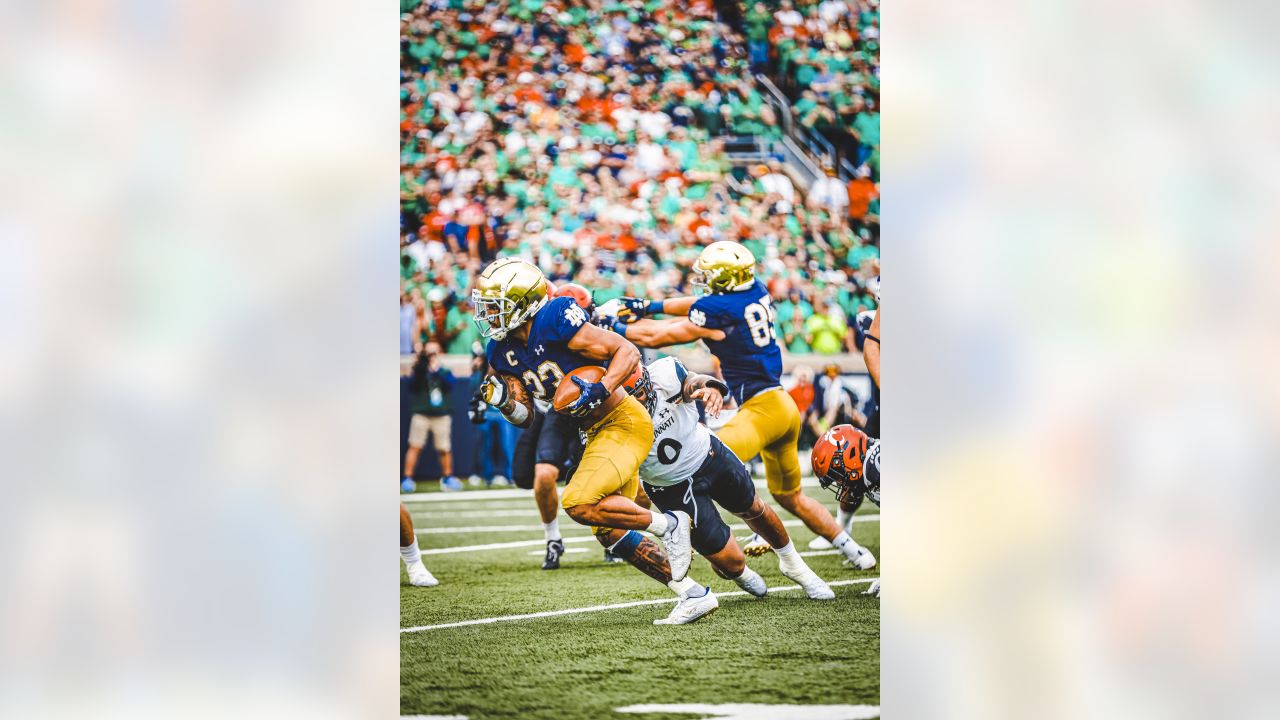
832 530 853 549
400 541 421 568
543 519 562 542
775 541 801 566
836 507 854 531
736 566 764 585
667 576 701 598
646 511 672 536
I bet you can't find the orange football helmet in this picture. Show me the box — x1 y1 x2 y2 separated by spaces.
811 424 870 503
622 364 656 414
552 282 596 315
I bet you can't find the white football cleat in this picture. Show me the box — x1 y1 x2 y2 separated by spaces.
780 561 835 600
740 533 773 557
661 511 693 582
863 579 880 597
840 542 877 570
406 561 438 587
733 568 768 597
467 474 484 487
654 588 718 625
808 535 833 550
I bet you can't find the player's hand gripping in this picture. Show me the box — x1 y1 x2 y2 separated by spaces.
480 375 510 410
598 296 650 324
689 386 726 417
565 376 609 417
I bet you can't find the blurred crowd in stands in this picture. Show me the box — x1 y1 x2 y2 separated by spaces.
400 0 879 357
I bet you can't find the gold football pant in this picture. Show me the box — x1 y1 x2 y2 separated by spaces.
559 396 654 536
716 388 803 495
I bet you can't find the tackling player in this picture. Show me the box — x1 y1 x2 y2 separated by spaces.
474 259 714 624
400 503 438 587
812 424 881 596
624 357 835 601
603 241 875 569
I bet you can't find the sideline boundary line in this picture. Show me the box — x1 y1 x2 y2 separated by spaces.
401 578 877 633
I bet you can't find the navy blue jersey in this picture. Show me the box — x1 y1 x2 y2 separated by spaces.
486 296 599 404
688 281 783 404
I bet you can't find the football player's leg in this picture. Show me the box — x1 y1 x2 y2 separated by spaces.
647 473 766 598
761 391 847 542
562 398 694 578
595 521 716 621
400 503 437 587
714 399 769 470
403 414 428 486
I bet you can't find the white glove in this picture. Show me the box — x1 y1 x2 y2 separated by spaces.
480 375 510 409
596 297 624 321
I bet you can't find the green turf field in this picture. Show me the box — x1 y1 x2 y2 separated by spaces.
401 481 879 720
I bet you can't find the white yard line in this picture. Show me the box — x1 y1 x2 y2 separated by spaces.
401 578 877 633
419 536 599 555
417 515 879 535
401 477 822 503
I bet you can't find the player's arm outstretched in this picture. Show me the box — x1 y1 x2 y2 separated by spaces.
864 305 880 386
679 371 730 417
480 372 535 428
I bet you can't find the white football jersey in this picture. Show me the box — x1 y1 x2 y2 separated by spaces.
863 439 880 506
639 357 711 487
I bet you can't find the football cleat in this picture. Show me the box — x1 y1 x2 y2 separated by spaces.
863 579 880 597
780 562 835 600
733 568 768 597
440 476 463 492
603 548 625 563
401 478 417 493
807 535 833 551
740 533 773 557
840 542 877 570
542 539 565 570
467 475 484 487
492 475 511 487
661 511 693 582
406 561 438 587
654 588 718 625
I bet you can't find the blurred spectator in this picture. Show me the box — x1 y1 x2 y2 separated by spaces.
404 342 461 491
466 343 516 487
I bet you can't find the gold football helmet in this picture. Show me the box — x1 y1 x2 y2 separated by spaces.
472 258 550 340
692 240 756 295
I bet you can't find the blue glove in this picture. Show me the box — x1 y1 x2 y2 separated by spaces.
617 297 649 322
566 376 609 416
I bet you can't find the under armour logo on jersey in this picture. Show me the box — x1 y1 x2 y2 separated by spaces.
534 345 545 355
564 303 587 327
689 309 706 327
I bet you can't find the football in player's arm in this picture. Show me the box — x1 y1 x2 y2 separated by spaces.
472 258 713 624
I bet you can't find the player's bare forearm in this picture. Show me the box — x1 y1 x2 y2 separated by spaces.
864 308 880 385
625 318 724 348
657 296 698 316
567 322 639 392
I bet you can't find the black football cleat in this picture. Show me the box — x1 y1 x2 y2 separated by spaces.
603 548 625 563
542 539 565 570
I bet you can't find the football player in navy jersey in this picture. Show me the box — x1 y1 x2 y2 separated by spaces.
473 258 713 623
601 241 876 570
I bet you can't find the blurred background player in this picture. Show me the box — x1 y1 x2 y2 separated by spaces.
474 258 714 625
811 424 880 596
400 503 438 587
403 341 461 492
509 283 596 570
466 342 517 487
624 357 834 601
603 241 876 570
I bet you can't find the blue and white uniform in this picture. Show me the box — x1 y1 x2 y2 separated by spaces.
688 280 783 405
486 296 598 406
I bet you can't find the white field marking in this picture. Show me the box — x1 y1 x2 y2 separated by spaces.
527 547 589 555
400 477 823 503
419 535 599 555
416 516 878 535
798 549 842 558
616 703 879 720
413 508 544 519
400 578 876 633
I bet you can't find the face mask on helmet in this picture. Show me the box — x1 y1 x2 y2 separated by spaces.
624 366 657 414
